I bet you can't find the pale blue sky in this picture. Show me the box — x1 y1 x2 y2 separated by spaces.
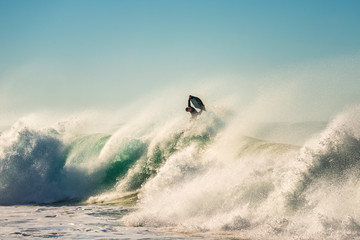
1 0 360 121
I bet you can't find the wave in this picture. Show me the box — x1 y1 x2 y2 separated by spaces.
1 103 360 239
0 110 224 205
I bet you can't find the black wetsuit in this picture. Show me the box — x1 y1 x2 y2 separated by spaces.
188 97 202 119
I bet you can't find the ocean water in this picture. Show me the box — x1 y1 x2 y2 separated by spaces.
1 103 360 239
0 205 198 239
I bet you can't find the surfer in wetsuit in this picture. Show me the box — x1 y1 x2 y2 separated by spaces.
185 95 205 120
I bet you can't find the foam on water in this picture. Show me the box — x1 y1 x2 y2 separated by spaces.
0 205 197 239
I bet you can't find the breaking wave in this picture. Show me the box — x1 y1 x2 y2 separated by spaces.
1 101 360 239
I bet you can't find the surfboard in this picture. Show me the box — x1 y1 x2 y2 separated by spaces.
190 96 206 111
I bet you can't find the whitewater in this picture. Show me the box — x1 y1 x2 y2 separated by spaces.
1 95 360 239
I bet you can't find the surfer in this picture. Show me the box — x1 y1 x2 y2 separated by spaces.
185 95 206 120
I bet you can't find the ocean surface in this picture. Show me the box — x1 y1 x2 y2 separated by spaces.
1 104 360 239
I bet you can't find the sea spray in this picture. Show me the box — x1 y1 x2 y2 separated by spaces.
87 110 226 203
0 124 66 204
122 106 360 239
121 107 301 231
2 101 360 239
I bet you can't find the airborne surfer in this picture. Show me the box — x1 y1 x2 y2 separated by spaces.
185 95 206 120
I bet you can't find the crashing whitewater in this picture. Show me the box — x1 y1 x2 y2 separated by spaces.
1 102 360 239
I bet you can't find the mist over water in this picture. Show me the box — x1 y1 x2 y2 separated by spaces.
1 91 360 239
